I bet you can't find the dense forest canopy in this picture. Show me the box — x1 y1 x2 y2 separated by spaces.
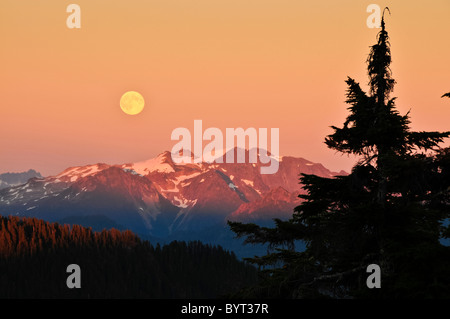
0 215 257 298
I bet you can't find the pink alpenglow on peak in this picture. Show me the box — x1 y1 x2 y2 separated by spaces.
170 120 280 174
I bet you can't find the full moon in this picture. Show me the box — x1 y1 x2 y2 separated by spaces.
120 91 145 115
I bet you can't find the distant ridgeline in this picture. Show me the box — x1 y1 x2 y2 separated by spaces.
0 215 257 298
0 169 42 190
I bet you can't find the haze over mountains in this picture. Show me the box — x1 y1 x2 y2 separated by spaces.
0 169 42 190
0 149 346 257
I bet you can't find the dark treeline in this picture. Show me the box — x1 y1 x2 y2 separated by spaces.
0 215 257 298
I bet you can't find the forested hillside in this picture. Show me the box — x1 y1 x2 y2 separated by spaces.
0 215 257 298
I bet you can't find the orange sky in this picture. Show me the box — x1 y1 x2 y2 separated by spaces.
1 0 449 176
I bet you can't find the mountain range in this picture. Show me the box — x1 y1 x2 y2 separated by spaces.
0 149 346 257
0 169 42 190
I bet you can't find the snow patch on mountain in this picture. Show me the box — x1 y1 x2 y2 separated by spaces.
242 179 254 187
173 196 197 208
131 153 175 175
56 164 106 181
173 172 202 185
228 183 237 190
161 186 180 193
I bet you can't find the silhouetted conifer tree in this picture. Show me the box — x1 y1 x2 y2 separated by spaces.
229 13 450 298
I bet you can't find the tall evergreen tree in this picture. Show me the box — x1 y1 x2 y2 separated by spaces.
229 14 450 298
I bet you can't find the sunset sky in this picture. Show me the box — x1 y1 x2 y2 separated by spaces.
1 0 449 176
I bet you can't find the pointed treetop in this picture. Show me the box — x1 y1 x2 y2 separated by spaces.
382 7 391 21
367 7 394 105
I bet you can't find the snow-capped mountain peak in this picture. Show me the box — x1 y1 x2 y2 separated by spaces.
55 163 110 182
124 151 176 175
